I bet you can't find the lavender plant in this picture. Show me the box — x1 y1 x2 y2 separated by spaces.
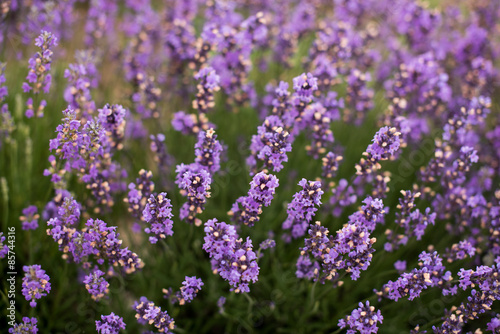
2 1 500 333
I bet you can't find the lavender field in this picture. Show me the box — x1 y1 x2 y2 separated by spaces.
1 0 500 333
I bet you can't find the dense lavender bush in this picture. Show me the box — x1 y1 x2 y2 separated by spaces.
1 0 500 333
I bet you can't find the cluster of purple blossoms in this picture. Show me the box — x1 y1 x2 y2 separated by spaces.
345 69 374 126
9 317 38 334
338 301 383 334
22 265 51 307
194 129 223 175
229 172 279 227
125 169 155 219
164 276 204 305
443 240 476 263
98 104 127 150
247 116 292 175
322 152 343 180
435 263 500 332
23 30 57 118
0 232 9 258
47 196 144 274
142 192 174 244
302 103 335 158
380 251 452 301
203 218 259 293
298 196 383 283
46 196 80 259
47 107 126 212
84 0 118 49
20 205 39 230
193 67 220 114
174 129 222 225
172 111 214 136
282 179 323 240
134 297 175 333
83 268 109 301
292 72 318 101
384 190 437 252
355 126 401 175
177 167 211 226
95 313 126 334
72 218 144 274
63 51 98 120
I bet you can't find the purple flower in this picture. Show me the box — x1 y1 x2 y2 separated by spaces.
20 205 39 230
194 129 223 175
178 276 204 304
98 104 127 150
22 265 51 307
83 268 109 301
356 127 401 175
0 232 9 258
338 301 383 334
124 169 155 219
23 30 58 96
382 251 451 301
282 179 323 240
142 192 174 244
9 317 38 333
193 67 220 114
134 297 175 333
229 172 279 227
248 172 279 207
178 168 212 226
247 115 292 174
292 72 318 100
96 312 126 334
394 260 407 272
203 219 259 293
259 239 276 250
322 152 343 180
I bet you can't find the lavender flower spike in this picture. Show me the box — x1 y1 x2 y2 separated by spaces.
9 317 38 333
96 313 126 334
22 265 51 307
338 301 383 333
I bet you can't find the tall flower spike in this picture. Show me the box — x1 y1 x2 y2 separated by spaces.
229 172 279 226
179 168 211 226
203 219 260 293
338 301 383 334
142 192 174 244
98 104 127 150
124 169 155 219
380 251 452 301
23 31 58 117
355 126 401 175
23 32 57 87
194 128 223 175
96 313 126 334
22 265 51 307
84 268 109 301
282 179 324 240
8 317 38 334
247 115 292 175
0 232 9 258
193 67 220 114
176 276 204 305
20 205 39 230
134 297 175 333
